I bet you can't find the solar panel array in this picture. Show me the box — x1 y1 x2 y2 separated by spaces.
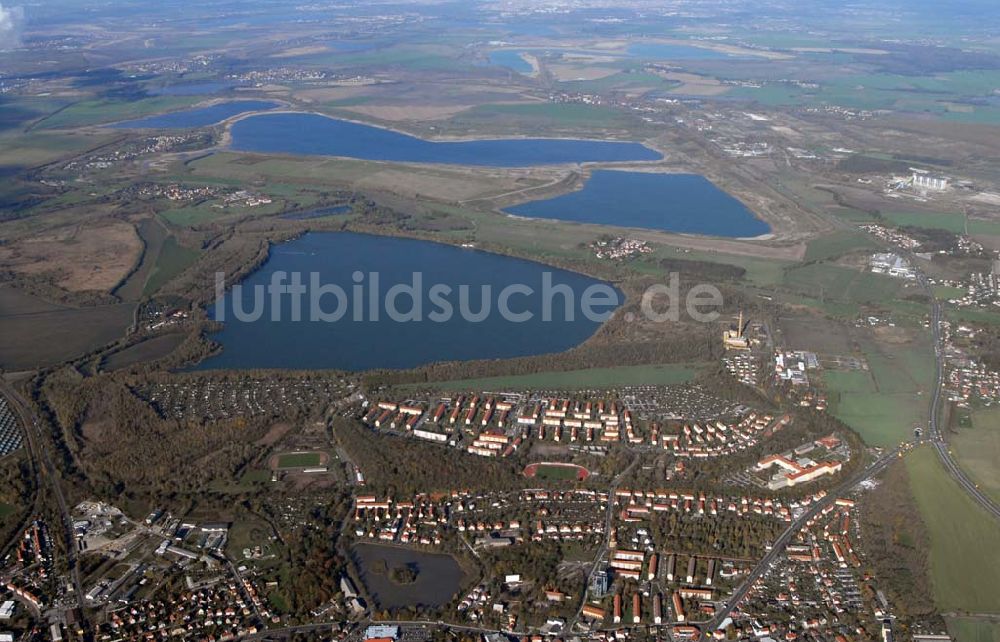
0 398 24 457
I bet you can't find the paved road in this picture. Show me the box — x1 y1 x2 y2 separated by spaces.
916 272 1000 521
569 454 641 630
0 386 43 562
703 448 903 633
700 261 1000 636
239 618 529 641
0 380 88 620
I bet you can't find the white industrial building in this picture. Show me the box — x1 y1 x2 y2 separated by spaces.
870 252 916 279
911 171 948 191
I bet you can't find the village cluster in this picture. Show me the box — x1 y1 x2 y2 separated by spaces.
351 489 607 550
723 353 761 387
362 393 786 461
735 498 885 642
858 225 921 251
91 581 266 642
518 488 864 637
140 377 354 421
940 321 1000 407
63 134 211 171
4 521 53 616
935 269 1000 309
589 238 654 261
118 183 274 209
227 68 380 86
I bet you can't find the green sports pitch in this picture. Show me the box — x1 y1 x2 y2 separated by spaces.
275 452 324 469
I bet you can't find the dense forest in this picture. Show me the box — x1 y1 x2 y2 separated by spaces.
334 417 524 495
859 459 939 627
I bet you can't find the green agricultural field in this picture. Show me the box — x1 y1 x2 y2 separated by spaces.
241 469 272 484
948 618 1000 642
728 84 805 107
804 230 878 262
951 407 1000 505
413 362 707 392
822 339 933 446
883 211 1000 236
933 285 967 301
433 204 621 262
143 237 201 296
646 247 791 287
0 130 119 168
779 293 863 321
0 288 134 370
304 45 470 72
906 446 1000 613
829 391 926 447
560 71 674 94
821 370 873 394
726 69 1000 116
160 199 287 227
101 334 186 371
950 307 1000 327
114 219 168 302
942 106 1000 126
276 452 323 469
825 206 879 224
0 95 74 131
782 263 904 305
455 103 639 132
36 96 204 129
864 342 935 395
881 298 937 327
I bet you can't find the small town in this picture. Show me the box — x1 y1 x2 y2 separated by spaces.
1 2 999 642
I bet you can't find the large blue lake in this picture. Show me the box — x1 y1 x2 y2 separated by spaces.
112 100 280 128
196 232 620 371
504 170 770 237
228 112 662 166
489 50 533 73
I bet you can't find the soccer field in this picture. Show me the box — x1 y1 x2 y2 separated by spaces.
524 462 589 481
535 465 583 480
276 452 323 469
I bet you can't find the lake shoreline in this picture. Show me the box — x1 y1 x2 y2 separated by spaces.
195 230 623 371
226 111 663 167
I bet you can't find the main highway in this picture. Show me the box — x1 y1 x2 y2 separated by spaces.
916 271 1000 521
700 263 1000 636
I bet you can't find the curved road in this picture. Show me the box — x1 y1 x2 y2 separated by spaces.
702 262 1000 636
916 273 1000 521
